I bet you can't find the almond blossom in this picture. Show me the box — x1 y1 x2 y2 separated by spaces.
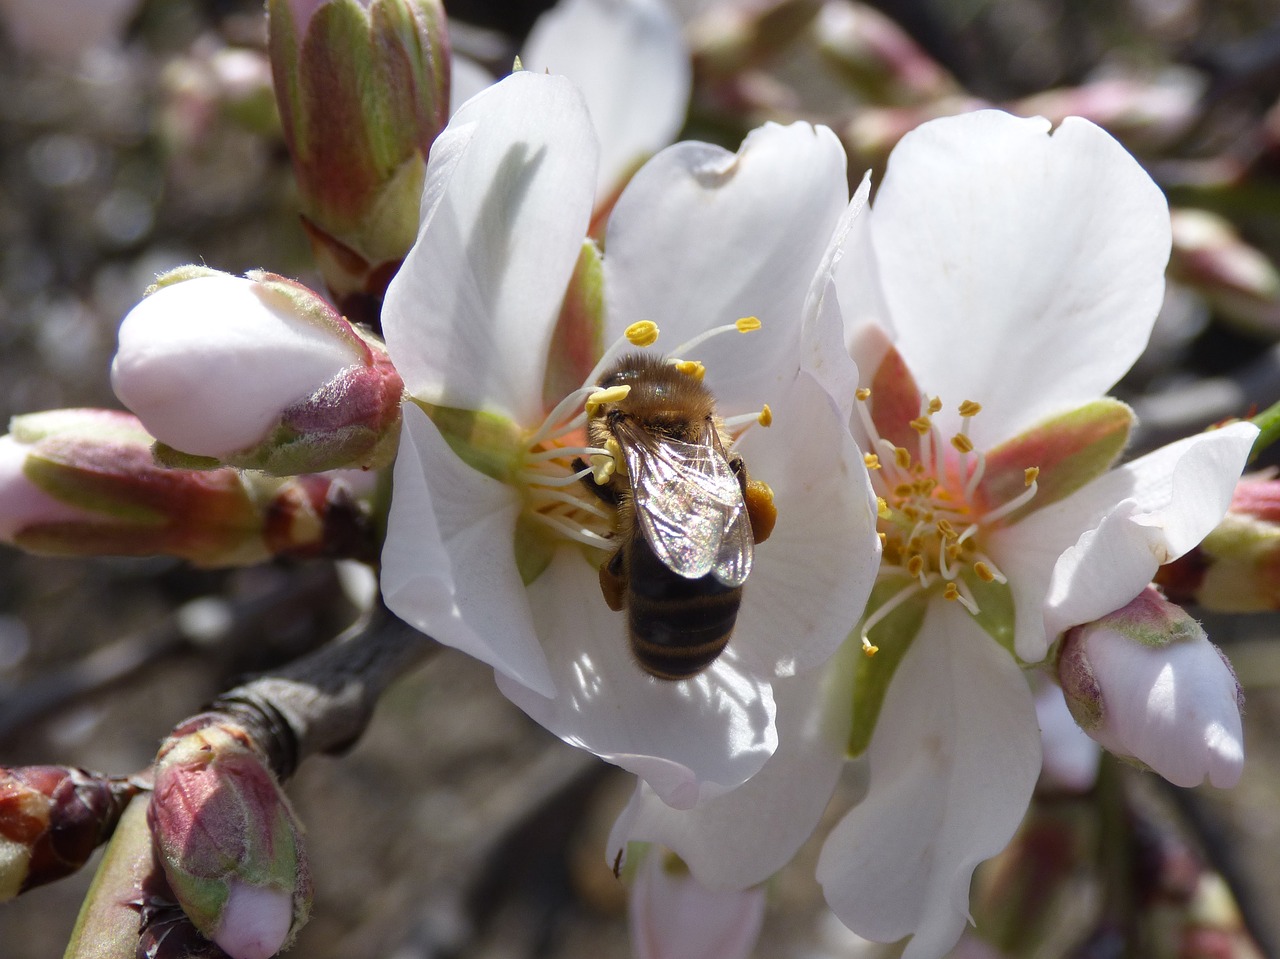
378 70 879 809
609 109 1257 958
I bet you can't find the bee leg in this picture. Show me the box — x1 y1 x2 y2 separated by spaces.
572 456 619 506
599 548 627 611
730 457 777 545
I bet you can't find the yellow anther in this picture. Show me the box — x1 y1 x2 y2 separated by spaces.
951 433 974 454
585 384 631 417
589 453 615 485
958 400 982 417
974 561 996 582
735 316 762 333
907 555 925 577
672 359 705 381
855 387 872 401
943 582 961 601
864 453 881 470
512 54 524 72
894 447 911 470
927 397 942 415
861 636 879 657
877 531 887 548
1024 466 1040 487
909 416 932 435
937 519 957 539
757 404 773 427
625 320 659 346
876 496 890 518
893 483 913 499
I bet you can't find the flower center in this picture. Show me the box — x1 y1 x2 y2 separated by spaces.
513 318 771 566
856 386 1039 654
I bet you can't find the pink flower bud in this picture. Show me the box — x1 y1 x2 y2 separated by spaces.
1169 209 1280 336
112 268 403 475
268 0 450 322
629 847 765 959
149 717 310 959
1058 588 1244 788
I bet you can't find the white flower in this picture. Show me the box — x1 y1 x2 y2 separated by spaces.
609 109 1257 959
1058 586 1244 788
379 71 878 808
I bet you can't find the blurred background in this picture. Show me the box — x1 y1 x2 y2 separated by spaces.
3 0 1280 956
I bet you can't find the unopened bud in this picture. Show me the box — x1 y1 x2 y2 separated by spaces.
629 846 765 959
1014 72 1201 150
815 0 957 104
1157 474 1280 612
1168 208 1280 336
1 409 374 564
268 0 451 323
0 766 140 900
112 268 403 475
690 0 820 80
149 716 310 959
1058 587 1244 788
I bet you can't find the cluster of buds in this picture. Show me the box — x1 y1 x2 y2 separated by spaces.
149 715 311 959
0 766 141 900
0 407 376 565
268 0 451 324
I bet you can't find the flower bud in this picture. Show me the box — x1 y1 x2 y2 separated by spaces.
814 0 957 104
1157 475 1280 612
629 847 765 959
1 408 375 565
1058 587 1244 788
268 0 451 323
149 716 310 959
112 268 403 475
0 766 140 900
1168 208 1280 337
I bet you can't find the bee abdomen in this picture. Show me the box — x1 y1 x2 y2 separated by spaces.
627 543 741 681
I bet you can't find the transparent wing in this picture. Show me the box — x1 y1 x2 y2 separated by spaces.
615 419 753 586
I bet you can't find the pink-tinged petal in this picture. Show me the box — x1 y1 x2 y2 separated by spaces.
629 849 765 959
112 274 361 459
495 549 777 809
731 372 879 677
816 601 1040 959
609 656 850 888
0 435 87 540
212 883 294 959
383 71 599 425
524 0 690 198
381 406 555 697
870 111 1170 449
603 121 847 410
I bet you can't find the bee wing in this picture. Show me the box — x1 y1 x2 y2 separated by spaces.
615 419 754 586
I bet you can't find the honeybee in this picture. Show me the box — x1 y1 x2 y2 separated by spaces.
580 352 775 680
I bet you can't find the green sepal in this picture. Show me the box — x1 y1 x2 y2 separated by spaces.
976 398 1134 525
847 574 927 758
151 443 225 472
147 264 223 294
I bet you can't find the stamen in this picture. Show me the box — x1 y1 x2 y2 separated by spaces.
864 453 881 470
525 384 599 447
973 561 996 583
668 316 764 358
757 404 773 427
958 400 982 417
982 473 1039 524
856 387 871 401
524 443 610 464
517 466 596 487
893 447 911 470
529 511 613 549
859 580 923 647
585 384 631 417
862 636 879 657
626 320 659 346
909 415 932 435
951 433 974 454
527 487 613 520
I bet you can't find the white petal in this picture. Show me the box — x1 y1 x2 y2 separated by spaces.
817 601 1040 959
731 372 879 677
630 849 766 959
603 121 848 411
524 0 690 197
1085 628 1244 788
381 405 555 696
1034 679 1101 793
495 548 777 808
609 656 850 888
383 72 599 426
870 111 1171 448
213 883 293 959
112 275 360 458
